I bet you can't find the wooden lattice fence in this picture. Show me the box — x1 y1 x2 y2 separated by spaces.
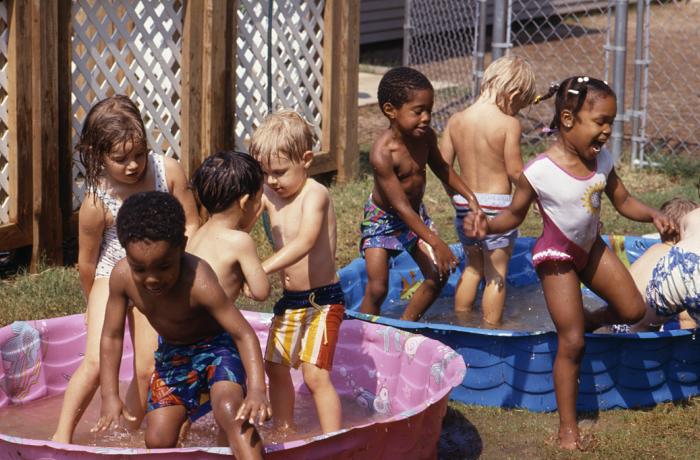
0 0 358 269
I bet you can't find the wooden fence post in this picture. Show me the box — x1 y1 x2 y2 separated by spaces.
181 0 236 177
321 0 359 182
3 0 33 251
29 0 71 269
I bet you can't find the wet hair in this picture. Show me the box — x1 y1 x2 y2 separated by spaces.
480 55 537 114
534 76 615 131
76 95 148 194
191 150 264 214
377 66 433 111
249 109 316 165
660 197 699 243
117 191 185 248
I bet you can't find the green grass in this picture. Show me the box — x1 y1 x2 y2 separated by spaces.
1 153 699 458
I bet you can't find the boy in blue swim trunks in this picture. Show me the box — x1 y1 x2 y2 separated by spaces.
250 110 345 436
93 192 269 459
440 56 537 325
630 206 700 331
360 66 483 322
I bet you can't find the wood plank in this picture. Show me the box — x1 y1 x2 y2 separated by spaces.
322 0 359 182
30 0 63 268
0 223 31 250
6 0 33 249
57 0 73 259
182 0 236 175
181 0 204 177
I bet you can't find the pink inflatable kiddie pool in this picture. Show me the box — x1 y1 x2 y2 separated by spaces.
0 311 465 459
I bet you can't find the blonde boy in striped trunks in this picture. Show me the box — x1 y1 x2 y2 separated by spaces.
440 56 537 326
250 110 344 435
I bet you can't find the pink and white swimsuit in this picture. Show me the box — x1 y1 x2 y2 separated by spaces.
523 148 613 271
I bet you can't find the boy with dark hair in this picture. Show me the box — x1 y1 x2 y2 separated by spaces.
188 151 270 303
93 191 269 459
359 66 484 321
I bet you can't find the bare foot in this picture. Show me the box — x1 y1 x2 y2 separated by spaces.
558 426 580 450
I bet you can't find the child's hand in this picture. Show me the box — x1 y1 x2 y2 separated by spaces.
652 211 677 241
242 282 253 299
432 239 458 279
91 395 135 433
235 387 272 426
463 211 488 238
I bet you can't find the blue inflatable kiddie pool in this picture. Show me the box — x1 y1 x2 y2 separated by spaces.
339 236 700 412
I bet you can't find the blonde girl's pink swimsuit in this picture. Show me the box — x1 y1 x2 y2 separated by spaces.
523 148 613 271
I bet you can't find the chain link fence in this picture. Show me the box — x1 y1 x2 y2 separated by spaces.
403 0 479 131
404 0 700 163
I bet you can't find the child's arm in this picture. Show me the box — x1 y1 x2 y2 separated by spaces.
77 194 106 299
92 263 134 432
236 234 270 301
164 156 200 237
198 264 271 425
503 117 525 184
261 190 328 275
427 131 481 215
605 168 676 238
466 173 536 236
438 119 458 197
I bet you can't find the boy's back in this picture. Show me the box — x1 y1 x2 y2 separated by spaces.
444 101 522 195
187 225 256 302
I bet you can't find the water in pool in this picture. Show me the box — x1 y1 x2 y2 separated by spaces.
0 383 389 449
381 283 607 331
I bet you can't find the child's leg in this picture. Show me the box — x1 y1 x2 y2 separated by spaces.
454 245 483 313
210 381 263 460
359 248 390 315
265 361 295 430
402 243 448 321
537 260 586 450
580 238 646 331
480 246 512 325
52 277 110 443
301 363 341 433
144 405 187 449
123 307 158 430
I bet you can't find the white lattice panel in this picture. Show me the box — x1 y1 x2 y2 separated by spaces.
0 1 9 224
236 0 324 151
71 0 183 209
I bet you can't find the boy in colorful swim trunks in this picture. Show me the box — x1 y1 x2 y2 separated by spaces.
249 110 345 435
93 192 269 459
440 56 537 325
359 67 484 322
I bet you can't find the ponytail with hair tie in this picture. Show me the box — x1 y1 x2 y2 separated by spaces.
534 82 560 105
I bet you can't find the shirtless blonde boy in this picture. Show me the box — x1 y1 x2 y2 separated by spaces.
188 151 270 303
440 55 537 325
250 110 344 435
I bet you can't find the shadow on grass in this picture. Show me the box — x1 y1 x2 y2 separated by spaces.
438 406 483 459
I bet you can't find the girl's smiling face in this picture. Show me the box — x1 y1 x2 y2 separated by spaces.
561 93 616 162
